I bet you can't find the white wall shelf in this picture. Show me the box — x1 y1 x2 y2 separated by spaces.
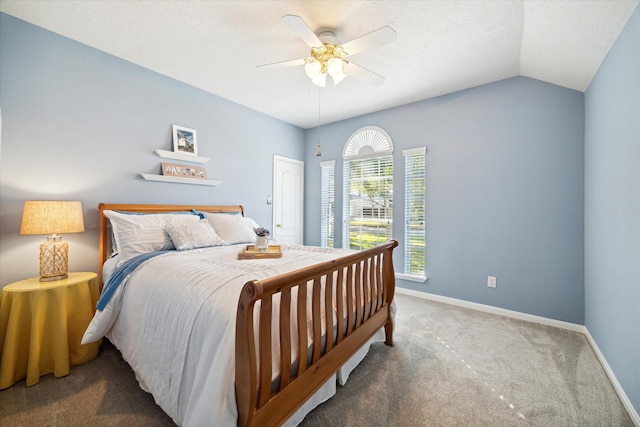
140 173 221 186
154 149 210 164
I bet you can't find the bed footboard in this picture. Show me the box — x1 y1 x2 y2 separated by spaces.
235 240 398 427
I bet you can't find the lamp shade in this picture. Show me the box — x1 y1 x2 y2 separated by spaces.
311 73 327 87
326 58 344 76
20 201 85 235
305 60 322 79
331 71 347 86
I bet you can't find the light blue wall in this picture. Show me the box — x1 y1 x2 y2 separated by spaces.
304 77 585 324
585 5 640 415
0 14 304 286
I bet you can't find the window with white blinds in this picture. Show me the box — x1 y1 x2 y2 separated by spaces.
320 160 335 248
403 147 426 278
341 126 394 251
342 156 394 250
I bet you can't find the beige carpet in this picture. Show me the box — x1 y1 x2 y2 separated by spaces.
0 293 633 426
300 294 634 426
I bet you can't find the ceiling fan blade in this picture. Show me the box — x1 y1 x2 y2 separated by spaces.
282 14 323 48
256 58 306 70
340 26 397 57
343 62 385 86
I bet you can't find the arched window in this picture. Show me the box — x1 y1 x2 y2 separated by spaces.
342 127 394 250
342 126 393 159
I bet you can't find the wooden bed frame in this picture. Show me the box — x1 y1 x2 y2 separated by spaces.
98 203 398 427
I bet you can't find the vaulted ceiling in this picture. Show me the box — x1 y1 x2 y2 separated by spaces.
1 1 638 128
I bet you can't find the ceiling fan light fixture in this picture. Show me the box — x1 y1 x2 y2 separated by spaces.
327 57 345 76
306 42 350 87
331 70 347 86
305 60 322 79
312 73 327 87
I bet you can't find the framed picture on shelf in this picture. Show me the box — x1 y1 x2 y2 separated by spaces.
172 124 198 156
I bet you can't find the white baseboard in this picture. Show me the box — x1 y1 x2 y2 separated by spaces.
583 329 640 426
395 287 639 426
395 287 584 332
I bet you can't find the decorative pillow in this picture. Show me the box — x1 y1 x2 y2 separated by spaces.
205 213 259 245
104 210 200 262
166 220 226 250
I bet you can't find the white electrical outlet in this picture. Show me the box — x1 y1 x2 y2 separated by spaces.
487 276 497 288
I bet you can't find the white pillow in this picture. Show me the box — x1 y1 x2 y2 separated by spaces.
205 213 259 245
166 220 226 250
104 210 200 262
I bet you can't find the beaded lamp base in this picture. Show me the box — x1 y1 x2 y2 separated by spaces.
39 236 69 281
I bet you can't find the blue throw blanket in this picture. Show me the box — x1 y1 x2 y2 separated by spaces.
97 250 172 311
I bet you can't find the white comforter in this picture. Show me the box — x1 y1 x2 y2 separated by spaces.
82 243 385 426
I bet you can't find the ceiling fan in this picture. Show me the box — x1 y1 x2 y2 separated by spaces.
257 15 396 87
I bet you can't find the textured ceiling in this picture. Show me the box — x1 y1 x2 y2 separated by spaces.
1 0 638 129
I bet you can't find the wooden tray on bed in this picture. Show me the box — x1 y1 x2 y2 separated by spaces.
237 245 282 259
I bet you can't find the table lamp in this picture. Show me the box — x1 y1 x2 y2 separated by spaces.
20 201 85 281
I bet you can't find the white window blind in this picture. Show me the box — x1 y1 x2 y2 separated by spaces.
403 147 426 278
320 160 335 248
342 155 394 250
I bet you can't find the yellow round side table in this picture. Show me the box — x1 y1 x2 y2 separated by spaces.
0 272 102 389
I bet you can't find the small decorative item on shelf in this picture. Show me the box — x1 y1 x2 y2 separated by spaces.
254 227 270 252
161 162 207 179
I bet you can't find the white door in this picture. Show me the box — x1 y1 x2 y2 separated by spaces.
273 155 304 244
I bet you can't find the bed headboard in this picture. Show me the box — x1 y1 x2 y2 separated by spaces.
98 203 245 287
